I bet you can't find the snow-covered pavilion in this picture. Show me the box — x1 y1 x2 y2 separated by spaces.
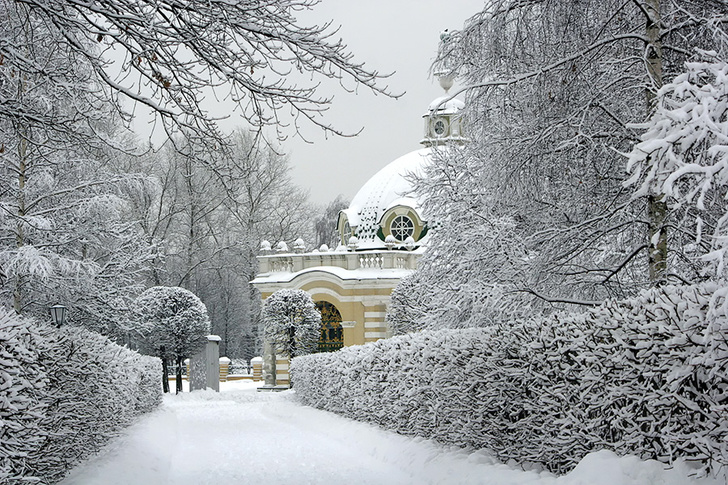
252 75 464 385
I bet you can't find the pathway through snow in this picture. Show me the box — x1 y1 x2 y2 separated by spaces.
60 381 720 485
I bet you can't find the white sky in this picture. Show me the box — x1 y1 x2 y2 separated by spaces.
128 1 485 206
283 0 485 205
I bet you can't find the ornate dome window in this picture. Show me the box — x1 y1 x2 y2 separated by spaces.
343 221 352 243
390 215 415 242
379 205 426 247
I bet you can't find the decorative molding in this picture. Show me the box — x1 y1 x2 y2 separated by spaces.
365 331 388 339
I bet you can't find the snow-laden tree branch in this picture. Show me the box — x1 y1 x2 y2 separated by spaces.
394 0 728 333
3 0 399 147
627 52 728 276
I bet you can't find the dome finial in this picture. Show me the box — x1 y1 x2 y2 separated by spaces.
438 73 454 93
435 29 455 93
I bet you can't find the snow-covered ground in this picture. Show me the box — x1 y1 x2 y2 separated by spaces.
60 381 721 485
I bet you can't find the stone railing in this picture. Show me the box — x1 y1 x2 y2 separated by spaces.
258 249 420 274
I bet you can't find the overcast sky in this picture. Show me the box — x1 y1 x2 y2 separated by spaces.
282 0 485 206
129 1 484 206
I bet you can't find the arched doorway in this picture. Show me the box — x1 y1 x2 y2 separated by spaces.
315 301 344 352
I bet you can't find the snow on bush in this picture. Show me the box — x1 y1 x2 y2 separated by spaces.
132 286 210 394
292 283 728 476
0 308 161 484
0 309 48 482
263 289 321 358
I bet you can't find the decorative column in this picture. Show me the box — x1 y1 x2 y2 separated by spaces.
251 356 263 381
189 335 221 392
262 340 277 386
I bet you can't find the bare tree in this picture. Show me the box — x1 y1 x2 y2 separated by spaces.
0 0 398 152
314 195 349 249
126 129 313 358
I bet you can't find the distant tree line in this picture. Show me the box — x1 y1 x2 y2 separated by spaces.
0 0 375 358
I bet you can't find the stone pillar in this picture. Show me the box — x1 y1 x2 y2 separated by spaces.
275 355 290 386
251 356 263 381
189 335 221 392
263 340 276 386
219 357 231 382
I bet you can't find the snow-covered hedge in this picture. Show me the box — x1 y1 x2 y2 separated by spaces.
0 309 162 484
292 283 728 476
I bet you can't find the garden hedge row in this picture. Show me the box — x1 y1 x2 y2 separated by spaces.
0 309 162 484
292 283 728 476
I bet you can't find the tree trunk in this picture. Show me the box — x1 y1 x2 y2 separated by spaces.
13 115 28 314
160 346 170 393
176 356 184 394
288 326 296 388
645 0 667 285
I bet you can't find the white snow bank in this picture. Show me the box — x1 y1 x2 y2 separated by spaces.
59 381 721 485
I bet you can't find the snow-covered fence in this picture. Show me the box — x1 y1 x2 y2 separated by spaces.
292 283 728 476
0 309 162 484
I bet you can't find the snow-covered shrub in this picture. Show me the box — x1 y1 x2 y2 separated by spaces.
132 286 210 393
544 283 728 473
293 283 728 476
0 308 162 484
263 289 320 358
0 310 48 483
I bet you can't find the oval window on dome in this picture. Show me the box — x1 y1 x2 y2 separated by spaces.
343 221 352 243
390 215 415 242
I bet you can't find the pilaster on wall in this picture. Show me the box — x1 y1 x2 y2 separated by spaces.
363 307 389 343
341 320 357 347
275 357 290 386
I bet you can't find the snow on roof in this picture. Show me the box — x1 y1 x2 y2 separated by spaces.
344 148 431 247
426 96 465 115
251 264 416 286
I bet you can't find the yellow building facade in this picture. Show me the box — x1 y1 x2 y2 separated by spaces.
252 76 464 386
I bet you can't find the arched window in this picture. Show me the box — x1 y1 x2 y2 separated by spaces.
343 221 352 244
390 215 414 242
315 301 343 352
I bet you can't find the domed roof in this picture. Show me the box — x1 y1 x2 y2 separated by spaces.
340 148 431 249
427 95 465 115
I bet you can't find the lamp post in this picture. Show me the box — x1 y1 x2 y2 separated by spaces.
49 304 67 328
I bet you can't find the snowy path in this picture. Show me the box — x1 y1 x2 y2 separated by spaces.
60 381 720 485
